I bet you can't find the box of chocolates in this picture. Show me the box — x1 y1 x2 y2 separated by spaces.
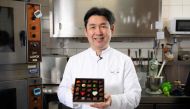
73 78 104 103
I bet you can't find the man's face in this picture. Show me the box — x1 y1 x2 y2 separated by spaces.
84 15 114 50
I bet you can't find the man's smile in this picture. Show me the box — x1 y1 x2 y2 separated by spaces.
94 36 104 41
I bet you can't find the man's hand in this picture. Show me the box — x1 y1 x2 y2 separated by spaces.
90 93 112 109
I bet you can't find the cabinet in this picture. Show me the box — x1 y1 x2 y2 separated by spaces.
136 104 154 109
50 0 160 37
136 94 190 109
156 104 189 109
136 103 189 109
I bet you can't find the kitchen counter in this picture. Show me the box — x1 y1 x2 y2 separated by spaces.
141 89 190 103
136 89 190 109
42 87 190 109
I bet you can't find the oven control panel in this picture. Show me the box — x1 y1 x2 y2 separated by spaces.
28 78 42 109
26 3 42 63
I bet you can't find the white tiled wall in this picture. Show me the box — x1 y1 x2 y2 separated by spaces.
162 0 190 21
161 0 190 53
162 0 182 5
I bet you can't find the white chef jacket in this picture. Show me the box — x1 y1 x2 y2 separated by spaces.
57 47 142 109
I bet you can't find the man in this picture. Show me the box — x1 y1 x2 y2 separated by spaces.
57 7 141 109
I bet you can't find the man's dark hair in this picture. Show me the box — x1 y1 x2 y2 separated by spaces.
84 7 115 28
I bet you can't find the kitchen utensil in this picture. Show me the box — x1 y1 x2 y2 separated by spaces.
157 60 166 77
157 48 174 77
128 48 131 57
146 76 164 91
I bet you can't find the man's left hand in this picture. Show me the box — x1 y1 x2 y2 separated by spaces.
90 93 112 109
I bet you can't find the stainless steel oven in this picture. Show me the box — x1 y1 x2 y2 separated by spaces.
0 0 26 64
0 0 41 64
0 79 28 109
0 0 43 109
0 64 43 109
0 61 43 109
0 76 43 109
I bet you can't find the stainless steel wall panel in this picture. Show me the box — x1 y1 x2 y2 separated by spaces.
50 0 160 37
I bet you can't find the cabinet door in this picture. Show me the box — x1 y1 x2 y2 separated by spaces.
136 104 154 109
156 104 189 109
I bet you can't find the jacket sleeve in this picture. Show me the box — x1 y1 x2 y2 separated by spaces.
57 57 82 109
108 58 142 109
57 58 74 108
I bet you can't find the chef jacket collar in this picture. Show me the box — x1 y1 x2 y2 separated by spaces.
89 46 111 58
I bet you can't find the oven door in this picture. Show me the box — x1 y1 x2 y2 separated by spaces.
0 0 26 64
0 79 28 109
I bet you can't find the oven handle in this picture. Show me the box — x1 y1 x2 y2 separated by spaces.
19 30 26 46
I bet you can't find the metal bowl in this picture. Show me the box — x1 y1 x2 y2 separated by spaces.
146 76 164 91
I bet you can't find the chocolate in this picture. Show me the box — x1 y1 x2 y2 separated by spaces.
73 78 104 103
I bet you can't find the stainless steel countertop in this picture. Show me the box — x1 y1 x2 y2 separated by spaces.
141 89 190 104
42 85 59 94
